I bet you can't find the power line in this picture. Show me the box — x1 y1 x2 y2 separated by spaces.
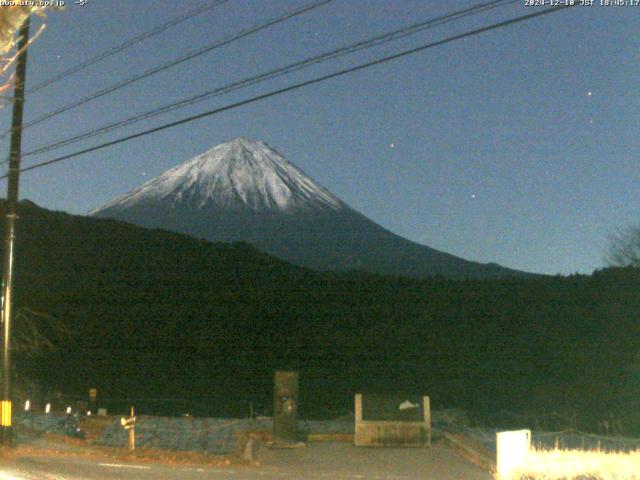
0 5 574 181
0 0 335 140
23 0 518 158
27 0 232 95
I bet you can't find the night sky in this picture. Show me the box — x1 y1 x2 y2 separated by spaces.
0 0 638 275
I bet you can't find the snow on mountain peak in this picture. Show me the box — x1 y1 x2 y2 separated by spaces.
94 138 346 213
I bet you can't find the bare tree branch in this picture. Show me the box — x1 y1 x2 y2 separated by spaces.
0 6 56 107
605 225 640 268
12 307 72 354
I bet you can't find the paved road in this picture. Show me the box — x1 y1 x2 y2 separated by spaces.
1 441 492 479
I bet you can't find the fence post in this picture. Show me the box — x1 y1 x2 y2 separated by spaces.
496 429 531 480
129 406 135 453
423 396 431 446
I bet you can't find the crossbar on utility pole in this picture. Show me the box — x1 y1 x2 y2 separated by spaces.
1 17 30 446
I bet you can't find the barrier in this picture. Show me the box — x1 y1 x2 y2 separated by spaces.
354 393 430 447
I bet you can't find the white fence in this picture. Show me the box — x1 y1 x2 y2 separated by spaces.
496 428 640 480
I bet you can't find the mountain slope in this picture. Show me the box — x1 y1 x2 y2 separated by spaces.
91 137 528 279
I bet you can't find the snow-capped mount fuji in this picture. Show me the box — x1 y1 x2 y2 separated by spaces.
95 138 345 213
91 138 527 279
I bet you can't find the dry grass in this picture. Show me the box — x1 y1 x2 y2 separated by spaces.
78 415 115 443
9 432 243 468
511 447 640 480
10 418 242 468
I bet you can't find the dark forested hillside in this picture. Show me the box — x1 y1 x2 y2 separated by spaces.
3 200 640 432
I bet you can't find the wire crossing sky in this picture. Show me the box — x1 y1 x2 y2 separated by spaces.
21 0 518 158
26 0 232 95
8 4 571 176
1 0 638 276
0 0 334 139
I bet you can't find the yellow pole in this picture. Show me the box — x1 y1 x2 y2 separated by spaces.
128 406 135 453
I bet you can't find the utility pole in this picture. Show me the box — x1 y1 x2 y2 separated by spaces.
1 17 30 446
